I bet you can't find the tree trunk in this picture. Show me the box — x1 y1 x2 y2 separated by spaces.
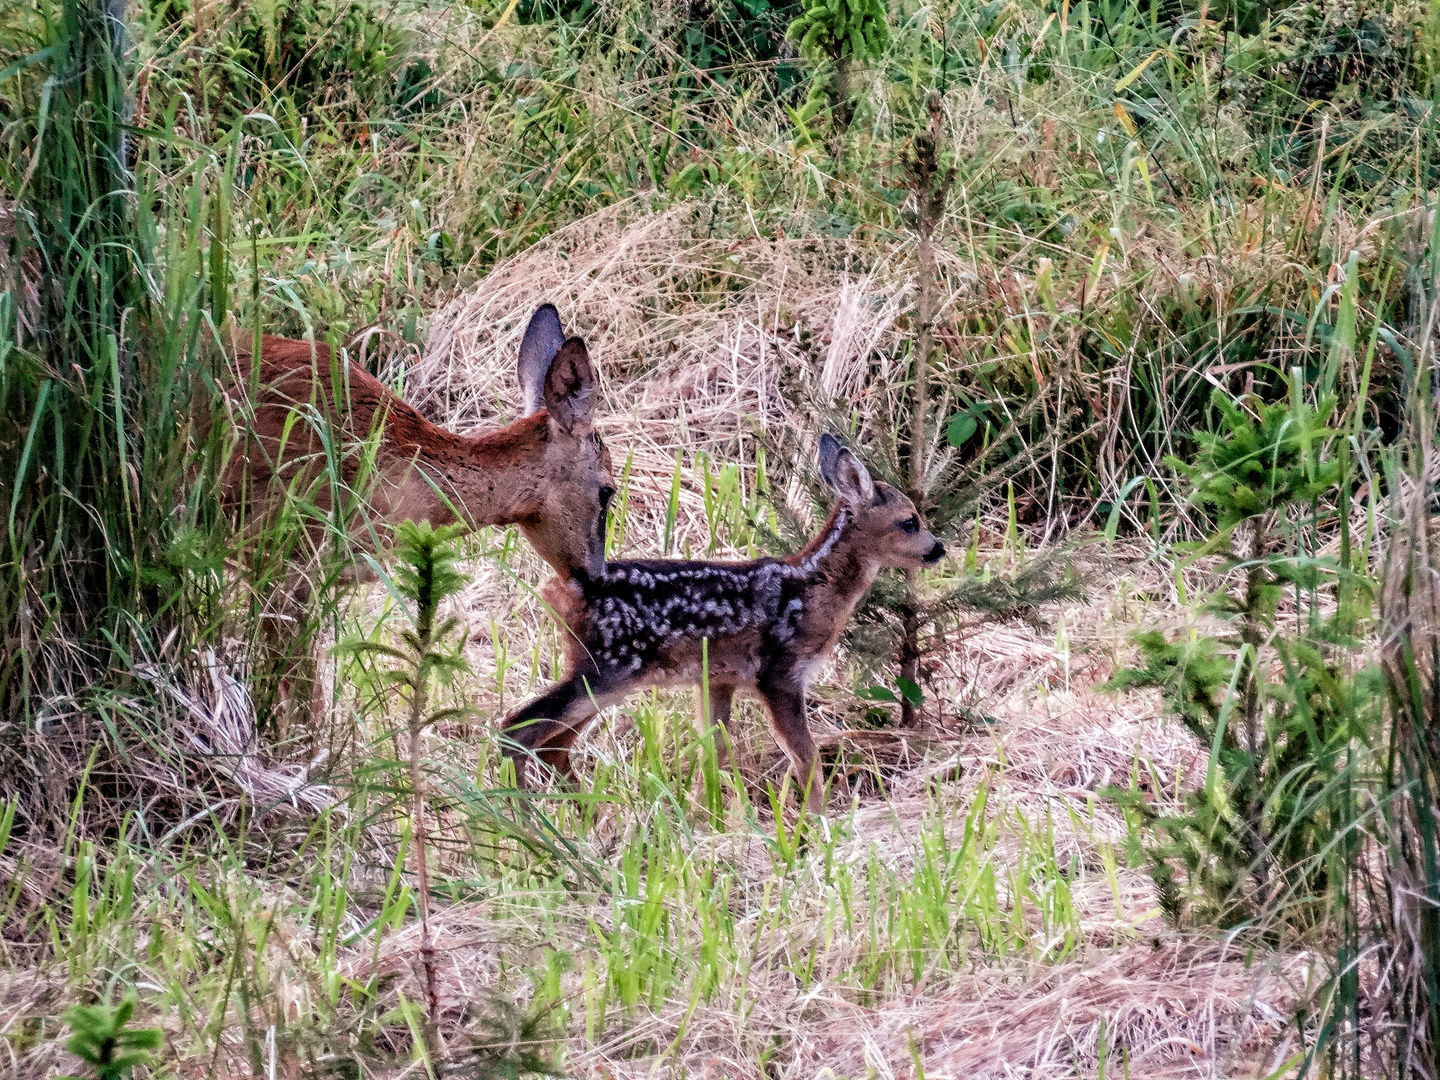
899 94 948 728
1239 520 1270 899
409 619 441 1056
898 599 922 727
831 57 854 160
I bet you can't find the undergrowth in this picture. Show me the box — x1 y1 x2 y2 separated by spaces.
3 0 1440 1073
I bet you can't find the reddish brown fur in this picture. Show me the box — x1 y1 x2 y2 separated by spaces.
222 332 612 580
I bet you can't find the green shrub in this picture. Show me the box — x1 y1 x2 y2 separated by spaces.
1106 386 1377 929
56 993 163 1080
785 0 889 135
141 0 416 124
1234 0 1430 188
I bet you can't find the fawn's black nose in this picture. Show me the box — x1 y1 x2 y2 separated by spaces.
923 541 946 563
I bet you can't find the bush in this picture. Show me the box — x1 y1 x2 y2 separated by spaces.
1106 386 1377 928
141 0 418 125
56 993 163 1080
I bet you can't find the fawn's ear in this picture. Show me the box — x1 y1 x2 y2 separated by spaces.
518 303 566 416
819 433 875 506
543 337 597 435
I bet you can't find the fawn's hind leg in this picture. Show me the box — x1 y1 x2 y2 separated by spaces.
693 682 736 768
500 669 612 786
758 680 823 814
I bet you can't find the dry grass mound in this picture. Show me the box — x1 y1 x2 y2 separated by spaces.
415 200 938 556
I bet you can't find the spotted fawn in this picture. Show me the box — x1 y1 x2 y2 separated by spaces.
500 434 945 812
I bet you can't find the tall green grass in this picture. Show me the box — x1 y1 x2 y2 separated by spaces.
0 0 225 777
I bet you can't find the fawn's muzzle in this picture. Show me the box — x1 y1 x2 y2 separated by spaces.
923 541 946 563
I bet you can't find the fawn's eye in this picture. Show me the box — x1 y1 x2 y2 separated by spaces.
898 515 920 535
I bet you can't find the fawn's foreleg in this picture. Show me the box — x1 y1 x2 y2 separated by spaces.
499 668 609 785
694 682 736 769
758 678 822 814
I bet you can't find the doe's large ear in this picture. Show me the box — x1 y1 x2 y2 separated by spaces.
543 337 597 435
518 303 566 416
819 433 876 506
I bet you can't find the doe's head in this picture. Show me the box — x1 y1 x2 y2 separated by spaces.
819 433 945 568
515 304 615 581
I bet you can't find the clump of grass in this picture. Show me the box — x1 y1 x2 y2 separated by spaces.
0 0 227 821
1354 354 1440 1076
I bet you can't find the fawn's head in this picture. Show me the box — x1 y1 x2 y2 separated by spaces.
819 434 945 569
514 304 614 581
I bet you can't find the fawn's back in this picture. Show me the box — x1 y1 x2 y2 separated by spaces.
548 515 857 686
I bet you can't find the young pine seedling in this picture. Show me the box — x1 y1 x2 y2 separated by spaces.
786 0 890 141
341 520 472 1046
1106 386 1359 928
56 992 163 1080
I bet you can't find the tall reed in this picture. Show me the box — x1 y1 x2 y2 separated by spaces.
0 0 223 817
1368 267 1440 1077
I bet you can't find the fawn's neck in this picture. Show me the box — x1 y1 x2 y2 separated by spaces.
786 504 880 617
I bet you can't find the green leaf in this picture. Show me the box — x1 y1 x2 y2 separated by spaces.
947 414 977 447
425 706 472 728
859 685 899 703
1113 49 1164 92
895 677 923 707
334 640 409 663
119 1029 164 1050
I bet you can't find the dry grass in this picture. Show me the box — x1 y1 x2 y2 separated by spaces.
136 651 334 818
327 554 1307 1079
414 199 947 557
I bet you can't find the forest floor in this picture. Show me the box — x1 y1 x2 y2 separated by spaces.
273 216 1312 1077
402 560 1310 1080
431 540 1308 1079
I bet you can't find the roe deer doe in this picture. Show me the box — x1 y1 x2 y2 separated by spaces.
223 304 615 580
500 435 945 812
